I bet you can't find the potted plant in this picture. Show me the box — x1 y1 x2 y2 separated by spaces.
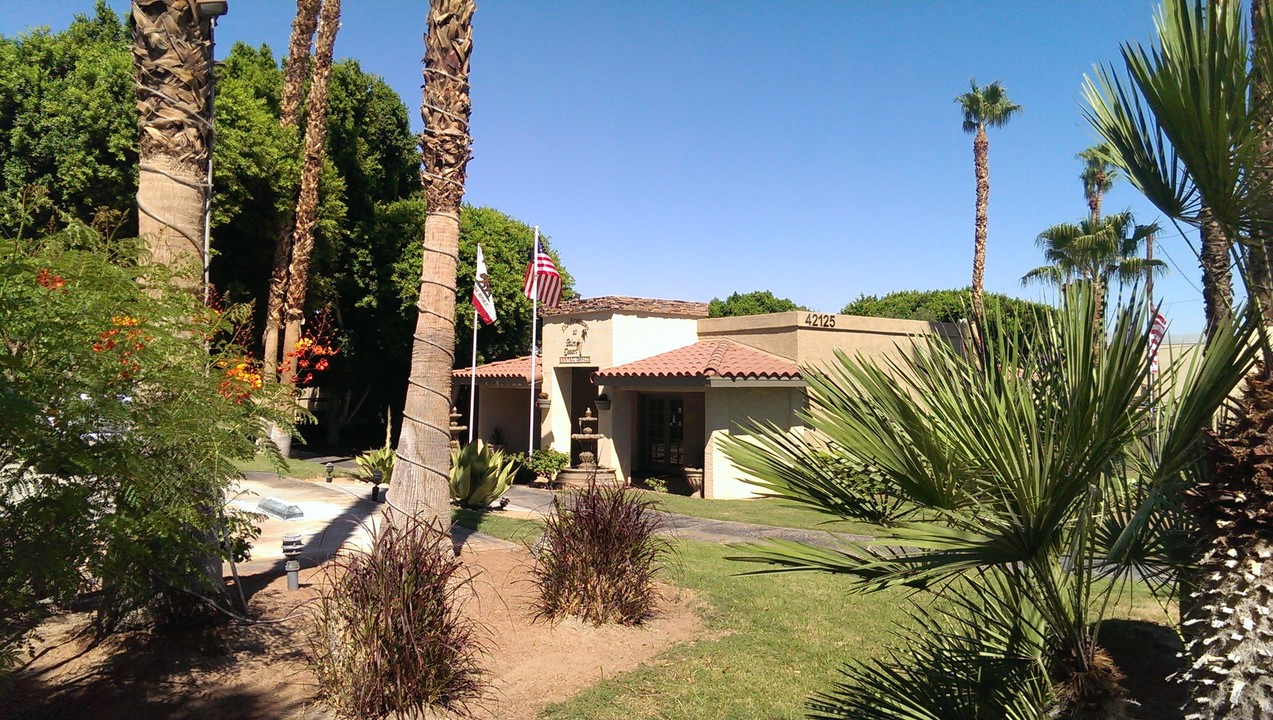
683 467 704 497
489 426 506 453
536 391 551 409
525 447 571 486
356 420 394 502
594 393 611 411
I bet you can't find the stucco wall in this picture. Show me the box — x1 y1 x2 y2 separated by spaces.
475 386 534 454
705 386 806 499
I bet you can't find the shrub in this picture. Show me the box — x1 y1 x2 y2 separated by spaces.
522 447 570 481
531 484 670 625
309 515 485 719
355 418 394 484
449 440 519 509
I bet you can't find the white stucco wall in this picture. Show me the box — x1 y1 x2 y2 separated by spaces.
704 386 807 499
610 314 700 366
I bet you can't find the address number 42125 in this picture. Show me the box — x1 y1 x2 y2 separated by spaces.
804 313 836 328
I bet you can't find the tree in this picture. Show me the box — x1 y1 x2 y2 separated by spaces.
707 290 807 318
262 0 321 393
955 79 1021 338
272 0 342 457
725 289 1256 718
1077 144 1119 223
0 3 135 238
391 0 475 524
1085 0 1273 715
1021 211 1165 311
131 0 214 281
842 288 1051 350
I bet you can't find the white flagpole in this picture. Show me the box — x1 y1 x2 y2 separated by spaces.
468 306 478 443
528 226 540 455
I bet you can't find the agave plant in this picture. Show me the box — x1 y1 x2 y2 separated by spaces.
449 440 519 509
725 288 1256 718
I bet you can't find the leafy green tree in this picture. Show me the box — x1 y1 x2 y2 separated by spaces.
0 228 293 671
0 2 135 237
707 290 807 318
842 288 1050 350
956 79 1021 334
726 290 1256 718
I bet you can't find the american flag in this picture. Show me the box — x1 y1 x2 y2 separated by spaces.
522 239 561 309
1148 305 1168 374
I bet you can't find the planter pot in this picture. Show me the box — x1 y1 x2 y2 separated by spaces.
595 399 611 411
683 468 704 497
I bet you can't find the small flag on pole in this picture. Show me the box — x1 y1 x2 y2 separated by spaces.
1148 305 1168 374
473 244 497 325
522 238 562 309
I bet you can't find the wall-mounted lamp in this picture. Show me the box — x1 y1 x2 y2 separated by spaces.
195 0 229 20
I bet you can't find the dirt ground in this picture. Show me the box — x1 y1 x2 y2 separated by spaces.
2 547 705 720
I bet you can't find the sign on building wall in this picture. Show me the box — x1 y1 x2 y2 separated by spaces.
560 318 591 364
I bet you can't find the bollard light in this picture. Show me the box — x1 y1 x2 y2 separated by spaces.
371 469 384 502
282 533 302 591
325 461 334 483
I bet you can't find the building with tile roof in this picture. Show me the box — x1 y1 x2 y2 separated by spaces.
457 297 962 498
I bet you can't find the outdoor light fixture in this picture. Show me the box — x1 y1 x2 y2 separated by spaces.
282 533 303 591
371 470 384 503
195 0 229 20
325 461 334 483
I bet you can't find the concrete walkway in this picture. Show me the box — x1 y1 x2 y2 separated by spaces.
227 465 866 583
501 484 871 549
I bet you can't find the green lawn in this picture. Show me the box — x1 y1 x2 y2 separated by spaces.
650 492 875 536
235 454 356 479
450 509 1175 720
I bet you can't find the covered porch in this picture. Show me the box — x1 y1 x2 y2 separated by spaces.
452 355 541 456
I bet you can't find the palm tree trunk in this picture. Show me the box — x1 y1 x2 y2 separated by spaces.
1249 0 1273 326
970 125 990 348
1180 368 1273 719
262 0 320 383
132 0 211 286
1200 206 1234 341
390 0 474 524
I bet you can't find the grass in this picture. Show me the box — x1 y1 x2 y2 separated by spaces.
449 506 1176 719
235 454 356 479
649 491 876 535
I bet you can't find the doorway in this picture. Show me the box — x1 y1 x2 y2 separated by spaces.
638 393 684 475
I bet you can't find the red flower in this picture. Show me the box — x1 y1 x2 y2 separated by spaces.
36 268 66 290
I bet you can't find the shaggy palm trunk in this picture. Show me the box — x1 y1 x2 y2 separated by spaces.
1200 207 1234 341
1181 368 1273 719
132 0 227 616
272 0 340 458
970 125 990 349
262 0 320 384
1250 0 1273 324
132 0 211 286
390 0 474 525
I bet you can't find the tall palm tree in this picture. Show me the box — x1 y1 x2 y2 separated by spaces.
956 79 1021 341
131 0 213 283
1021 211 1165 312
278 0 340 385
389 0 475 524
1085 1 1273 716
262 0 321 386
1077 144 1119 223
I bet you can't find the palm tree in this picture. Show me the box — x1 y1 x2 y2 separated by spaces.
131 0 213 283
389 0 475 525
956 79 1021 341
262 0 321 387
1085 1 1273 715
277 0 341 437
1077 144 1119 223
1021 211 1165 311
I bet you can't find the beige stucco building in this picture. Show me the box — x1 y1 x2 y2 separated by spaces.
456 297 962 499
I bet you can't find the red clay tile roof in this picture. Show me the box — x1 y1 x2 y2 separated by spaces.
453 355 541 384
594 339 801 381
544 296 709 318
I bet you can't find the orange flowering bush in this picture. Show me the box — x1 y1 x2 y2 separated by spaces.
285 310 341 387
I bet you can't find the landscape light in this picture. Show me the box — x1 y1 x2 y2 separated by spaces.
195 0 228 20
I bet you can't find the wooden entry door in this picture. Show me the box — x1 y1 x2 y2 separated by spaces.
639 394 684 474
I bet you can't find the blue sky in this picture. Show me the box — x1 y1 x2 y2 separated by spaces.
3 1 1211 334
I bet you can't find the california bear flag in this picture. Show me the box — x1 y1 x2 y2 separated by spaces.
472 244 497 324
